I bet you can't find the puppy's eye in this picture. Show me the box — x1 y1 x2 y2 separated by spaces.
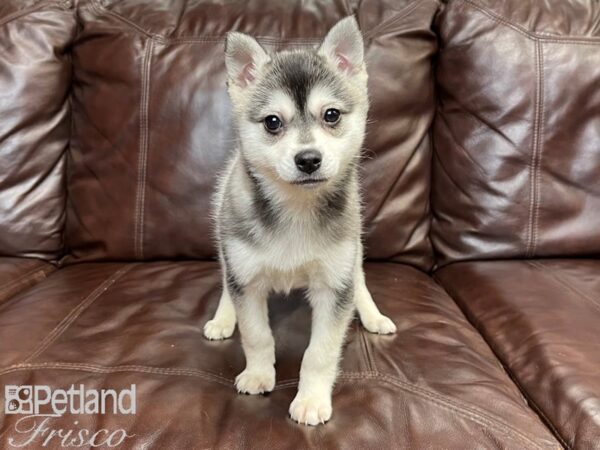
264 115 283 133
323 108 341 124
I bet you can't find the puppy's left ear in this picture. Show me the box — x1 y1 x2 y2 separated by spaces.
318 16 364 76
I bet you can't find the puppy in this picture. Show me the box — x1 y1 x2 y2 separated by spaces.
204 16 396 426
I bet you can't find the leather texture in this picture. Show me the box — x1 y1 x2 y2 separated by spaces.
0 0 599 447
64 0 438 270
436 260 600 450
0 262 559 449
431 0 600 266
0 257 54 304
0 0 75 261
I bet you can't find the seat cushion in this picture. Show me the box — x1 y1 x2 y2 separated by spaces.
0 1 75 260
65 0 438 269
0 257 54 304
436 259 600 449
0 262 558 448
431 0 600 266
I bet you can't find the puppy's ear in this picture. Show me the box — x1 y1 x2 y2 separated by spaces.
225 32 270 88
318 16 364 76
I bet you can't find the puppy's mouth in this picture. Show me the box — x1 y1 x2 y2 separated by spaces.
291 178 328 187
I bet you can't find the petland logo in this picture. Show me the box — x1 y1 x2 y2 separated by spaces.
3 385 136 448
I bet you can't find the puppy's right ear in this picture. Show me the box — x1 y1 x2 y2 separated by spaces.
225 32 270 88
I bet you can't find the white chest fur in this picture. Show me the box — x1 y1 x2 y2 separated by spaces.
225 221 356 294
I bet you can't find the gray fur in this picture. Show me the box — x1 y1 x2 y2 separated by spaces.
222 252 244 297
250 51 355 121
216 38 367 272
207 17 397 426
244 163 280 229
333 280 355 318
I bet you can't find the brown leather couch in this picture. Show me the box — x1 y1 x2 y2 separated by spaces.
0 0 598 448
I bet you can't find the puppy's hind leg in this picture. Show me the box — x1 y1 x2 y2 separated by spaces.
354 243 396 335
203 273 237 340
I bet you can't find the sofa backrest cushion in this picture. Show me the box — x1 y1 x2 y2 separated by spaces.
65 0 439 270
431 0 600 266
0 1 75 261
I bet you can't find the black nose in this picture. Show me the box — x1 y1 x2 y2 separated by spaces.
294 150 322 174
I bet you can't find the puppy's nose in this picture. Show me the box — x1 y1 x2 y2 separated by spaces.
294 150 322 174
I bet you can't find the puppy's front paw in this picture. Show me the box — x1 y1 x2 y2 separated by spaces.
203 318 235 340
235 367 275 395
289 394 332 426
361 313 397 335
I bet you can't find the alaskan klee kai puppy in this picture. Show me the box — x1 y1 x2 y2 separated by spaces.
204 16 396 426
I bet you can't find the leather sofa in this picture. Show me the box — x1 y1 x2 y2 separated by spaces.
0 0 598 448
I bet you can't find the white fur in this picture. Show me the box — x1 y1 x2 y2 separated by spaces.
204 16 396 426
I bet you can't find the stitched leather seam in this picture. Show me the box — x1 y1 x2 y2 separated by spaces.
0 362 553 447
0 362 375 388
22 265 134 363
527 261 600 315
460 0 600 44
88 5 323 47
526 40 544 257
145 37 319 46
0 266 51 296
90 0 431 43
532 46 545 257
0 362 233 386
0 1 61 28
134 39 153 260
91 0 600 46
370 132 426 230
89 0 152 38
89 0 315 44
358 323 377 373
378 374 558 450
433 273 570 449
362 0 421 39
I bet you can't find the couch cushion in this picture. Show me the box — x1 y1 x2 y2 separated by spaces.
0 262 559 448
65 0 438 269
436 259 600 449
0 257 54 304
431 0 600 266
0 0 75 261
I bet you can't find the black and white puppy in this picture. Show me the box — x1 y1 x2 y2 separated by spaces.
204 16 396 426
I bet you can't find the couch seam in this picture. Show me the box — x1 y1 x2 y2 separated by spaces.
0 362 377 388
433 272 571 449
460 0 600 44
0 362 555 448
526 39 544 257
527 261 600 315
89 0 433 44
358 324 377 373
22 265 134 363
89 0 314 44
134 39 153 260
0 266 50 296
532 45 545 257
362 0 421 39
1 362 233 386
90 0 600 46
377 373 558 450
368 129 427 235
0 1 61 28
89 0 151 38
